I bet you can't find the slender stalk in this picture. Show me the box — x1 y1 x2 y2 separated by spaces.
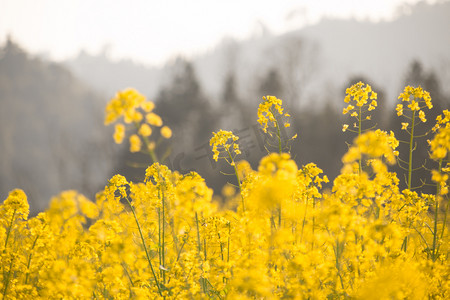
2 257 14 299
134 121 158 163
276 122 282 154
358 106 362 175
227 223 230 263
269 107 283 154
227 150 245 212
431 159 442 261
4 209 17 249
124 197 162 296
407 110 416 190
161 190 166 284
25 233 41 284
436 197 449 255
195 212 202 253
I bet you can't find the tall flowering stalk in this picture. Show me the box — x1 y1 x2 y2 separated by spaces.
257 95 296 154
106 174 163 297
429 110 450 261
210 130 244 210
342 82 378 174
396 86 433 189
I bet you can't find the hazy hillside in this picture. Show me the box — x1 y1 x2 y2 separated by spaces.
64 1 450 109
65 50 163 99
0 39 115 213
194 0 450 109
297 0 450 106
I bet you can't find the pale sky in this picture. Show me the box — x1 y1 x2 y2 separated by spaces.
0 0 433 66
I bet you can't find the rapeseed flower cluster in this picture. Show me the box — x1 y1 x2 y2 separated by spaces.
257 95 296 153
342 81 377 133
105 88 171 160
1 85 449 299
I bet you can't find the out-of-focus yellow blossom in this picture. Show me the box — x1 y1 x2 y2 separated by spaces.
343 130 398 166
356 260 428 300
147 141 156 151
430 125 450 160
104 88 146 125
222 184 236 198
105 88 169 162
250 153 298 209
342 124 349 132
146 112 163 127
160 126 172 139
2 188 29 220
113 123 125 144
431 169 449 195
129 134 141 152
138 123 152 137
141 101 155 112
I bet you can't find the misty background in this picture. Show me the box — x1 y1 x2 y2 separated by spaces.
1 1 450 213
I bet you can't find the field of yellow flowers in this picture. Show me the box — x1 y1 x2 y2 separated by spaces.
1 83 449 299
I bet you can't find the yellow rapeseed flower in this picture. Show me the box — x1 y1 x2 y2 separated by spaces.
113 123 125 144
138 123 152 137
129 134 142 152
210 130 240 161
146 112 163 127
430 126 450 160
160 126 172 139
401 122 409 130
342 124 349 132
257 95 285 133
3 188 29 220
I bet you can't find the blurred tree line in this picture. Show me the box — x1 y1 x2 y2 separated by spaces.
117 56 450 196
1 37 449 213
0 38 115 213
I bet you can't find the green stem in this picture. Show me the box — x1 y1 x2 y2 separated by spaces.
2 256 14 299
276 122 282 155
4 209 17 249
25 233 41 284
432 159 442 261
195 212 202 253
407 110 416 190
278 204 282 228
142 135 158 163
228 150 245 212
437 197 449 255
124 197 162 296
161 190 166 284
358 106 362 175
269 107 282 154
227 223 231 263
134 122 158 163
